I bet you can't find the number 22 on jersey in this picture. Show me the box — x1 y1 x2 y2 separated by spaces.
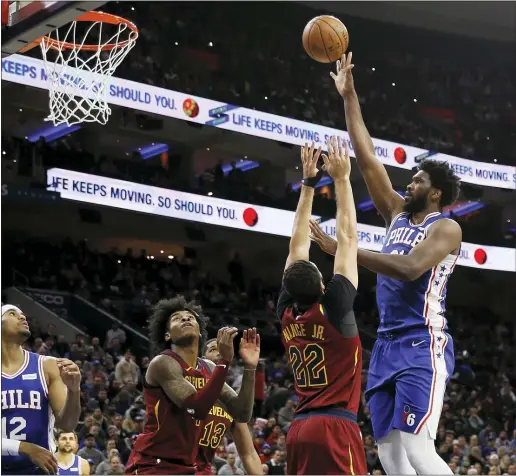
288 343 328 387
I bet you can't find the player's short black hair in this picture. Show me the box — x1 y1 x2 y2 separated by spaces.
202 338 217 357
283 260 322 306
418 160 461 207
148 297 208 356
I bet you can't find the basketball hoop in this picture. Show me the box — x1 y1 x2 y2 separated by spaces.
36 11 138 126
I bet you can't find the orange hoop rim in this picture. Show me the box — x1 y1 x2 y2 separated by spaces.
38 11 138 52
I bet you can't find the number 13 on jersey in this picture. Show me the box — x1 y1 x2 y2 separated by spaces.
288 343 328 387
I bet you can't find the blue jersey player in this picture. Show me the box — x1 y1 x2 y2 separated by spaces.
1 305 82 475
55 431 90 475
310 53 462 475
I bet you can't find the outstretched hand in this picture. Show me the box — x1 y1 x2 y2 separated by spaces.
309 219 338 256
321 136 350 180
239 328 260 370
301 142 322 179
330 52 355 98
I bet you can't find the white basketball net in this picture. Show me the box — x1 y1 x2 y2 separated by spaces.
40 16 138 126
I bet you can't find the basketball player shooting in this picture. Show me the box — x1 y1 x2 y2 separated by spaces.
195 339 263 475
309 52 462 475
126 297 260 475
277 139 367 475
1 305 82 475
55 432 90 475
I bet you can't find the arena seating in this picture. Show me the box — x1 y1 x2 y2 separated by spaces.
103 2 516 167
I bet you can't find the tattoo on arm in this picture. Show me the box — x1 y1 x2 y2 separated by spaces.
146 355 197 408
205 360 256 423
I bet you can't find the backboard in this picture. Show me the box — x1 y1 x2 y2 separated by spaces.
2 0 106 57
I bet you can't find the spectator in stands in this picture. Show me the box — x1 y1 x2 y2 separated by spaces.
114 350 140 385
105 322 126 348
218 452 244 475
78 434 104 467
276 398 295 431
265 450 285 475
95 448 120 475
105 454 124 475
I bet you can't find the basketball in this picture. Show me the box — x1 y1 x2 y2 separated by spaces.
302 15 349 63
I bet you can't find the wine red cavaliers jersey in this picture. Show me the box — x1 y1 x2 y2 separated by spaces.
195 401 234 475
128 350 212 474
278 274 362 414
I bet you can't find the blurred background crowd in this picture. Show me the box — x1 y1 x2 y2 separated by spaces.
105 2 516 166
2 1 515 475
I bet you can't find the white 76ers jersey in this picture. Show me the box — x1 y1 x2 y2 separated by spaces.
376 212 458 335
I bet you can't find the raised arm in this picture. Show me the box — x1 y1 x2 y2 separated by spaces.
45 358 81 432
284 142 322 270
207 329 260 423
357 219 462 281
322 137 358 289
146 327 237 420
332 52 404 224
233 423 263 475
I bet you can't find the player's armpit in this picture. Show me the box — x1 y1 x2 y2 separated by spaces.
44 358 81 432
276 287 293 321
358 219 462 281
405 219 462 278
233 422 264 475
320 274 358 337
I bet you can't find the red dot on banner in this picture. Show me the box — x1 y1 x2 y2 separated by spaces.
394 147 407 164
474 248 487 265
243 208 258 227
183 98 199 118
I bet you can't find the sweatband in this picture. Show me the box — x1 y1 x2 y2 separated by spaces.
182 360 230 419
2 438 21 456
1 305 23 320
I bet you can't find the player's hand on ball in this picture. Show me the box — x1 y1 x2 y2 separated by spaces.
330 52 354 98
239 328 260 370
321 136 350 180
20 442 58 475
56 358 81 392
309 219 338 256
217 326 239 362
301 141 322 178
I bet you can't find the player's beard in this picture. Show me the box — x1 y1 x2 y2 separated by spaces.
403 192 428 214
19 329 31 340
60 446 73 453
173 334 196 348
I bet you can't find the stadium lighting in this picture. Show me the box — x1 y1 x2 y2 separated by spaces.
207 192 213 196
